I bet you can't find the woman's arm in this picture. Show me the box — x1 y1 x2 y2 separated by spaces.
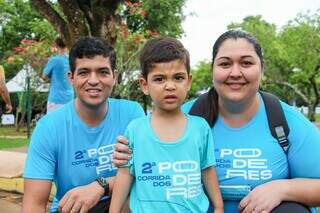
109 168 133 213
202 167 224 213
239 178 320 213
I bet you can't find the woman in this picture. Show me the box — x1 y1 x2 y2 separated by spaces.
113 30 320 213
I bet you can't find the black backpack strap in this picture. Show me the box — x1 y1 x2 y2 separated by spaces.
260 91 290 154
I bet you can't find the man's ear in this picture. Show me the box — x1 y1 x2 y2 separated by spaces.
67 71 74 85
113 70 119 86
139 76 149 95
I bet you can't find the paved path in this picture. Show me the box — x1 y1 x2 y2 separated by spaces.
0 200 21 213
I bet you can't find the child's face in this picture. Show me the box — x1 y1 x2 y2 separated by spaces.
139 59 192 113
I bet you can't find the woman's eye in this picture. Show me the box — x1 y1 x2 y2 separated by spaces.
242 61 253 66
218 62 230 67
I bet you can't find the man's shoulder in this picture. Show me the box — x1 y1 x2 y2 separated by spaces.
109 98 142 110
39 102 72 125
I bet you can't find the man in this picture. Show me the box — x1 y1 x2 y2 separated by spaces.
42 37 74 113
0 65 12 113
23 37 145 213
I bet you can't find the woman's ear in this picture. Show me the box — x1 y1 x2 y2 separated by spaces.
139 76 149 95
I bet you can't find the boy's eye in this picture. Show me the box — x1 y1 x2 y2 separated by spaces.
175 75 185 81
153 76 164 82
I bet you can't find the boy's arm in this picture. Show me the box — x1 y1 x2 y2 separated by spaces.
110 168 133 213
202 167 224 213
22 179 52 213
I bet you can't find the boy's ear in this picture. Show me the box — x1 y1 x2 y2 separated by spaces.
187 73 192 91
139 76 149 95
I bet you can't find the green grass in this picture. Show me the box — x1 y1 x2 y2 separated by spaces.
0 138 29 149
0 126 30 137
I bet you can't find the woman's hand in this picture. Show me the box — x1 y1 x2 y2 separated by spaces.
112 136 132 167
238 180 285 213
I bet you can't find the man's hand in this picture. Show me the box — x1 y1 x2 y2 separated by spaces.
112 136 132 167
58 181 104 213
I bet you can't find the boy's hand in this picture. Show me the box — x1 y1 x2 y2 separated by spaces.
112 136 132 167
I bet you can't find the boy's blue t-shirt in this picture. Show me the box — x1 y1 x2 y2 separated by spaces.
182 94 320 213
23 98 145 212
125 114 216 213
43 54 74 104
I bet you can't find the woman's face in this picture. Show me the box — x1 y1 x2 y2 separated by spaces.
213 38 262 104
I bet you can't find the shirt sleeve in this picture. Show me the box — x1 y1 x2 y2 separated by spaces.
23 118 57 180
200 120 216 170
285 105 320 178
43 57 55 77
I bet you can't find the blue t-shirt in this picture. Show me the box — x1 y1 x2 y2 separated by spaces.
125 114 216 213
24 98 145 212
182 93 320 213
43 54 74 104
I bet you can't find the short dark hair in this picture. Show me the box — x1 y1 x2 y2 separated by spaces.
139 37 190 79
212 29 264 68
55 37 66 49
69 37 116 73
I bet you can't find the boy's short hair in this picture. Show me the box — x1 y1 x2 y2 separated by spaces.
54 37 67 49
69 36 116 73
139 37 190 79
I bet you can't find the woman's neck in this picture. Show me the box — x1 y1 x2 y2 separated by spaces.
75 99 107 127
219 94 260 128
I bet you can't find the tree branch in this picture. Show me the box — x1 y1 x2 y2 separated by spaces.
30 0 69 42
266 80 310 104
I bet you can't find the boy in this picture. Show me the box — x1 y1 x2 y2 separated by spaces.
110 37 223 213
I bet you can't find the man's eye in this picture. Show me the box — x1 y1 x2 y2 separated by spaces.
100 70 110 75
78 71 87 76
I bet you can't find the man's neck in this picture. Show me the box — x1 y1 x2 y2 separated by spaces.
57 48 67 55
75 99 108 127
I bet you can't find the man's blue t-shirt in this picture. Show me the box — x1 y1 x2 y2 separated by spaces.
182 93 320 213
43 55 74 104
24 98 145 212
125 114 216 213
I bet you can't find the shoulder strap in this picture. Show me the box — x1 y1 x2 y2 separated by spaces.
260 91 290 154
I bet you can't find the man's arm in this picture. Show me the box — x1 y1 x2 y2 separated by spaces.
58 180 105 213
22 179 52 213
0 77 12 113
41 73 49 81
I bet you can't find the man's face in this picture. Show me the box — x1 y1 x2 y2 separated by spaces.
69 55 116 109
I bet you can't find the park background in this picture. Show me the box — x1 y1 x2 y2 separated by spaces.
0 0 320 212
